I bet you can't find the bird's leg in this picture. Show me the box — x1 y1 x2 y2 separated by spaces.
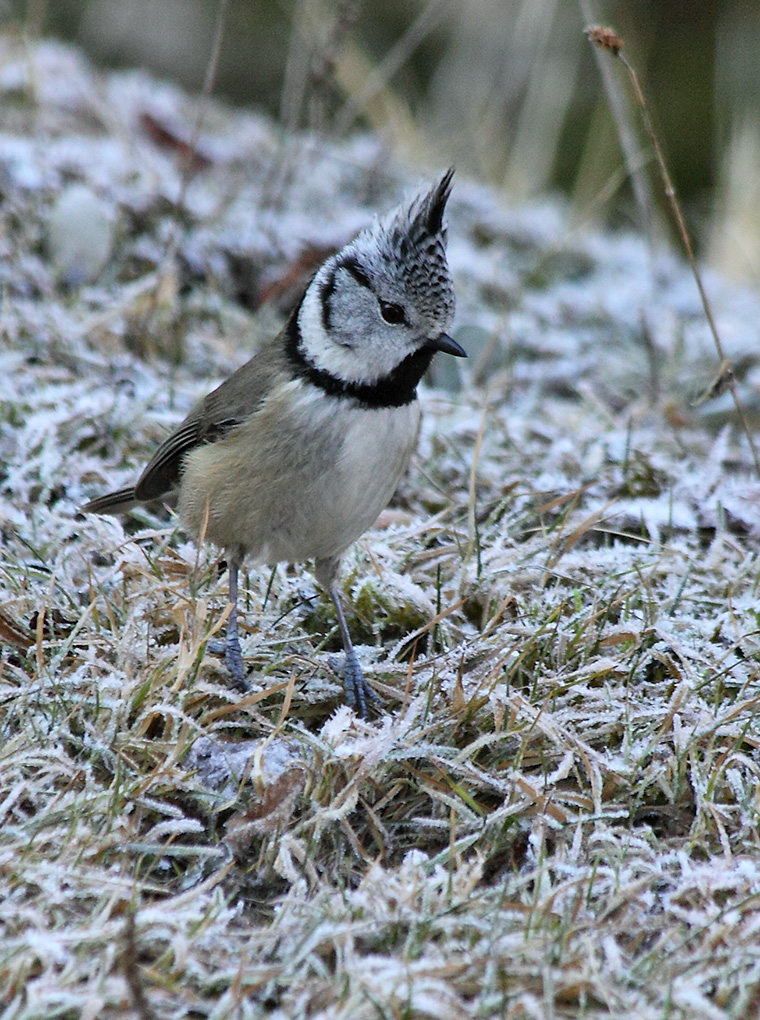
225 554 248 692
329 585 379 719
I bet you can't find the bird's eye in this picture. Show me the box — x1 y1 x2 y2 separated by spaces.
380 301 407 325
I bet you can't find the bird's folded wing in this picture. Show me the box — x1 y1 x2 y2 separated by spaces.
134 339 289 502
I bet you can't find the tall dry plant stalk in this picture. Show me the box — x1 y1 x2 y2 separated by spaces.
586 23 760 479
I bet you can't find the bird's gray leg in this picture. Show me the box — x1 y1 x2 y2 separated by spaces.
225 552 248 692
329 586 377 718
317 556 378 718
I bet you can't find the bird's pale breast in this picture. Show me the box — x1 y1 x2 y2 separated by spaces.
177 379 420 565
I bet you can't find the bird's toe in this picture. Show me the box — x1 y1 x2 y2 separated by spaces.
331 650 380 720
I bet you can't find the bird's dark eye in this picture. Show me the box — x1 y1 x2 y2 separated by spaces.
380 301 407 325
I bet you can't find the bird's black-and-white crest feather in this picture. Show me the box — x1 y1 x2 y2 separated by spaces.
394 166 454 247
370 168 456 329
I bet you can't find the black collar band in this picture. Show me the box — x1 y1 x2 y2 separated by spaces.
285 305 432 409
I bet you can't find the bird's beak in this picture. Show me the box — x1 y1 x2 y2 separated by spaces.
429 332 467 358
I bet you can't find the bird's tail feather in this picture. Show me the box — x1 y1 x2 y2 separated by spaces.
81 487 138 516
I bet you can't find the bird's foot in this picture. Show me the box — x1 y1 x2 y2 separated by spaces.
225 634 249 692
208 635 248 692
330 649 380 720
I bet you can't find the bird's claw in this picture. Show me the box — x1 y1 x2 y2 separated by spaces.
330 650 380 720
227 639 248 691
208 635 248 692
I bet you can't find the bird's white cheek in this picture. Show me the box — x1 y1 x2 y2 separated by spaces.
299 278 409 385
298 282 358 379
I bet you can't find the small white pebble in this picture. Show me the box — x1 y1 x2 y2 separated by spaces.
47 183 114 286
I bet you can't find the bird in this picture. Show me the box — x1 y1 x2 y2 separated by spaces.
82 169 465 718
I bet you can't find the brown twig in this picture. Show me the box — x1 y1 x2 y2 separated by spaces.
123 911 158 1020
174 0 230 213
135 0 229 348
585 24 760 478
308 0 363 133
268 0 362 211
579 5 658 244
335 0 450 135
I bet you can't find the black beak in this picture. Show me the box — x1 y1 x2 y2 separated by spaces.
428 332 467 358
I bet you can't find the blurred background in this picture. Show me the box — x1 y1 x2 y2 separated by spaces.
4 0 760 286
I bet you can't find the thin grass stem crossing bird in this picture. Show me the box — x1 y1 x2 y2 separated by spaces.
83 170 464 717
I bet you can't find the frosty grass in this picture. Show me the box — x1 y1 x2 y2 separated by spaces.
2 40 760 1020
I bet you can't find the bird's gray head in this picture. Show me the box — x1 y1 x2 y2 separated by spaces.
295 169 463 393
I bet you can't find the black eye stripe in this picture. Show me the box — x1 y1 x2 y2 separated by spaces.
339 256 372 290
330 255 409 326
319 267 337 331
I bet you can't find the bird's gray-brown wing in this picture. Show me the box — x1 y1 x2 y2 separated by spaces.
134 337 291 501
84 333 291 515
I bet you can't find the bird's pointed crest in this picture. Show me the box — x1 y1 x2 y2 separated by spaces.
410 166 454 238
385 168 454 251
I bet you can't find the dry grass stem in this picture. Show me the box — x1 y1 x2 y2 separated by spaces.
586 22 760 478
